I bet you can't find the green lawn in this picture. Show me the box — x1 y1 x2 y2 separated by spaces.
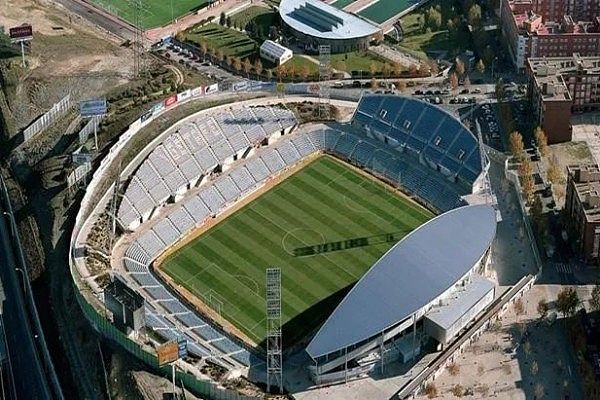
359 0 412 24
183 23 258 58
230 6 276 37
331 51 388 73
395 0 471 59
91 0 209 28
161 156 432 346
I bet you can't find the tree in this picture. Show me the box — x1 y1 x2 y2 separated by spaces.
531 360 539 377
447 362 460 376
369 62 379 76
382 63 392 78
200 41 208 59
449 72 459 92
455 57 465 76
370 77 378 88
266 69 273 81
254 59 263 76
268 25 278 40
523 340 532 358
373 30 384 44
426 7 442 30
275 64 286 80
242 58 252 77
220 12 226 26
476 59 485 74
537 299 549 319
451 384 465 397
495 78 505 99
547 156 563 185
464 75 471 88
216 49 224 63
590 284 600 312
396 80 407 92
518 158 533 177
393 62 403 77
447 18 456 32
299 64 310 81
522 174 535 204
233 57 242 73
534 383 545 399
468 4 482 27
534 126 549 156
226 16 232 28
514 298 525 317
424 383 437 398
557 287 579 318
509 131 524 161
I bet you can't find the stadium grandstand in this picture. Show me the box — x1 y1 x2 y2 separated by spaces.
72 94 497 394
279 0 381 52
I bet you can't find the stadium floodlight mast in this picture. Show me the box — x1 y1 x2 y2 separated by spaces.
266 267 282 394
318 45 331 120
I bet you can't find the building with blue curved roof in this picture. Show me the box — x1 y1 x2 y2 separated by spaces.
306 204 497 382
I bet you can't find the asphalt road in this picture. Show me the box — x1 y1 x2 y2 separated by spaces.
0 212 53 399
53 0 136 40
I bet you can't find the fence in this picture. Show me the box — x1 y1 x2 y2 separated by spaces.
79 116 102 145
23 94 72 142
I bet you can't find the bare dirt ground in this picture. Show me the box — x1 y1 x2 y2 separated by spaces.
0 0 133 137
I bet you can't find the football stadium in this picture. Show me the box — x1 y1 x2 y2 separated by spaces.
70 93 498 395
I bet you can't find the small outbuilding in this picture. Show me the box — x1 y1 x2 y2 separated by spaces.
259 40 293 65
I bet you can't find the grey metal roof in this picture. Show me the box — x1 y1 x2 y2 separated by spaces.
279 0 380 40
424 275 495 330
305 204 497 359
260 40 292 59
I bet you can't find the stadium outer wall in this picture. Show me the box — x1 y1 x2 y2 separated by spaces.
68 93 358 399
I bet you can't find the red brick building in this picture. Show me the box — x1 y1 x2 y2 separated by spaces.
565 164 600 264
501 0 600 68
527 55 600 143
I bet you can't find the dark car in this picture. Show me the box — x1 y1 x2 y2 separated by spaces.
414 90 423 95
460 88 470 94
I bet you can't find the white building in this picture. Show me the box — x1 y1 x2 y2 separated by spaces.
259 40 293 65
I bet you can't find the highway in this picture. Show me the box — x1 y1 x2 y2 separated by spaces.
0 208 53 399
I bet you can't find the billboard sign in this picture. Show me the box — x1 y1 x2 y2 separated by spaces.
9 25 33 41
177 89 191 102
164 94 177 107
205 83 219 95
72 152 92 165
80 98 107 118
177 336 188 359
140 110 152 123
157 341 179 366
191 86 204 97
232 81 248 92
151 102 164 116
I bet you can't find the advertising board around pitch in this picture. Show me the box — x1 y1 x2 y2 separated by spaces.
157 341 179 366
80 98 107 118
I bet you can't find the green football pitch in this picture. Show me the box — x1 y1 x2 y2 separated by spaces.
91 0 209 28
359 0 412 24
160 155 432 346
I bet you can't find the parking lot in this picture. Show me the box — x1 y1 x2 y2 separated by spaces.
153 40 234 82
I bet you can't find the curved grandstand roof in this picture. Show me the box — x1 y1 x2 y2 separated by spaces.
279 0 380 40
353 95 484 185
306 204 497 359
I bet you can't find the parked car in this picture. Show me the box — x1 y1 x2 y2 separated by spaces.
353 80 362 88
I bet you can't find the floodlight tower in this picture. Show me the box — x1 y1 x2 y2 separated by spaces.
266 268 282 394
318 45 331 120
130 0 147 78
